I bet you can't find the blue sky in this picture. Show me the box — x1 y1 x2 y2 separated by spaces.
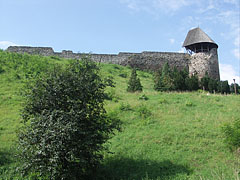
0 0 239 83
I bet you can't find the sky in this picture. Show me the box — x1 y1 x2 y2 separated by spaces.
0 0 239 84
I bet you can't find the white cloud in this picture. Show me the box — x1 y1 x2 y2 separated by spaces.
224 0 239 6
120 0 192 15
169 38 175 44
0 41 18 50
152 0 190 13
219 63 240 84
233 48 240 59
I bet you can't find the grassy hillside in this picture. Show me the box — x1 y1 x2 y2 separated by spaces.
0 50 239 179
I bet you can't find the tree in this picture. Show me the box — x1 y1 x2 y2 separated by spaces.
127 68 143 92
208 79 218 93
185 73 199 91
230 83 240 94
18 59 121 179
172 67 187 91
154 62 174 91
200 72 210 91
222 80 230 94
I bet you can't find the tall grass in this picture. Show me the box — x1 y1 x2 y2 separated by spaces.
0 51 239 179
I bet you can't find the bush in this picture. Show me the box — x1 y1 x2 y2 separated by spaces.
119 73 127 78
185 74 199 91
154 63 189 92
127 68 143 92
0 66 5 74
154 63 174 91
208 79 218 93
119 103 132 111
137 105 152 119
104 88 120 102
222 119 240 151
200 72 210 91
218 80 230 94
18 59 121 179
138 94 149 101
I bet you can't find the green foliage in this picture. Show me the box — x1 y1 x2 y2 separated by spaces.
119 103 132 111
104 88 120 102
127 68 143 92
218 80 230 94
200 72 210 91
17 59 121 179
230 83 240 94
0 51 53 80
208 79 218 93
185 74 199 91
154 63 195 92
119 73 127 78
159 98 168 104
172 67 188 91
137 105 152 119
154 63 174 91
138 94 149 100
185 101 194 107
1 50 240 179
222 119 240 151
0 66 5 74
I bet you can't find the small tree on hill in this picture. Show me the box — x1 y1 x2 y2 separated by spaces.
185 73 199 91
154 62 174 91
172 67 187 91
127 68 142 92
208 79 218 93
200 72 210 91
222 80 230 94
18 59 121 179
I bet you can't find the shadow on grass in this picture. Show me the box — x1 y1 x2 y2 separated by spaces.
95 157 192 180
0 151 12 166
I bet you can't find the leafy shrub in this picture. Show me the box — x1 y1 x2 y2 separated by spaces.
119 103 132 111
137 105 152 119
0 66 5 74
0 51 52 80
113 65 120 70
50 56 61 60
222 119 240 151
139 72 149 78
208 79 218 93
200 72 210 91
18 59 121 179
138 94 149 101
185 74 199 91
159 99 168 104
154 63 189 92
104 88 119 102
119 73 127 78
230 83 240 94
185 101 194 107
127 68 143 92
218 80 230 94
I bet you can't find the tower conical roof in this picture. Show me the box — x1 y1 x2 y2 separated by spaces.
183 27 217 47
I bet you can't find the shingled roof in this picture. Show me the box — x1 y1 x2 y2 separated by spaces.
183 27 217 47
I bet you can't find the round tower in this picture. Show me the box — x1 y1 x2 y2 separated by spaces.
183 27 220 80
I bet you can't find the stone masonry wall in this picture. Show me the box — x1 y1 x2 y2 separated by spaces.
6 46 220 80
189 48 220 80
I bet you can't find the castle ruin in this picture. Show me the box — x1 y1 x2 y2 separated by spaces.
6 27 220 80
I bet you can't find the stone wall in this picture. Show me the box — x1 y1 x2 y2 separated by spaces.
189 48 220 80
6 46 220 80
7 46 54 56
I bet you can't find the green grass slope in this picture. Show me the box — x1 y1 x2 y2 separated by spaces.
0 50 239 179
